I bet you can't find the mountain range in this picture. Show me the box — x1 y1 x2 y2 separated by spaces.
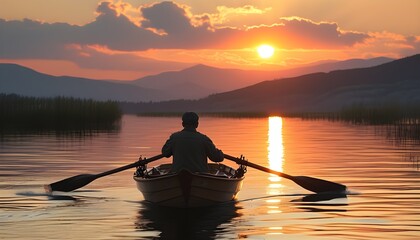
0 64 163 102
0 57 394 103
132 57 393 100
121 54 420 113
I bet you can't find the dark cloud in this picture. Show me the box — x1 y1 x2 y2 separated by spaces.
141 1 193 35
81 2 160 51
0 18 79 59
96 1 118 16
140 1 216 49
281 18 356 47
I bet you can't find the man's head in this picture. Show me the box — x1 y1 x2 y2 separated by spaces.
182 112 199 128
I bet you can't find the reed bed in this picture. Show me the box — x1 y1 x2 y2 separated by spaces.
0 94 122 131
296 103 420 141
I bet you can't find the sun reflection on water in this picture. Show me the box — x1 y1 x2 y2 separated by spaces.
265 117 285 235
268 116 284 185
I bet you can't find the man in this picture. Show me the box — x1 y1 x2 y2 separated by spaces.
162 112 224 173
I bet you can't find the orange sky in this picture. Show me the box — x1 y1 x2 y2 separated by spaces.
0 0 419 80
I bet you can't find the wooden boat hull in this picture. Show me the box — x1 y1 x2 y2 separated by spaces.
134 163 245 208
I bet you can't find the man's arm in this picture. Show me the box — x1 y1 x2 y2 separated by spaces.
161 136 173 157
204 136 224 162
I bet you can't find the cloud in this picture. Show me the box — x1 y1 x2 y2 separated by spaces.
352 32 420 58
141 1 195 35
0 0 417 73
0 1 369 52
64 44 189 72
83 1 160 51
206 5 272 26
97 1 119 16
257 17 369 48
0 18 78 59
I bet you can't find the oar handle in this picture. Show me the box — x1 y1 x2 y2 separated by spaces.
96 154 165 178
224 154 292 179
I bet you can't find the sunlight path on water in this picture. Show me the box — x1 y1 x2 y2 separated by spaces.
267 116 285 193
264 116 286 235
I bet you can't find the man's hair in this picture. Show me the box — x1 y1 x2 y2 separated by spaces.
182 112 199 127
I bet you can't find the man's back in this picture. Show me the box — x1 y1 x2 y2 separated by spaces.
162 128 223 173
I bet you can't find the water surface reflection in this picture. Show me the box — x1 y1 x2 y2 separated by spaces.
1 115 420 239
135 201 241 239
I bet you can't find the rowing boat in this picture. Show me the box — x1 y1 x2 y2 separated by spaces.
133 163 246 208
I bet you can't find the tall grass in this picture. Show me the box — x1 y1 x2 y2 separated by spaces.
0 94 122 132
338 103 406 125
296 103 420 141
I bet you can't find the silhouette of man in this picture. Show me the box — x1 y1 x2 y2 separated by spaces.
162 112 224 173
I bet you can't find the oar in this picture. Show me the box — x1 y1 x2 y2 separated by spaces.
45 154 164 193
224 154 346 193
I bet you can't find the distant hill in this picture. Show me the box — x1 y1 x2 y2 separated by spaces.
131 64 280 100
277 57 394 79
121 54 420 113
131 57 394 100
0 64 164 102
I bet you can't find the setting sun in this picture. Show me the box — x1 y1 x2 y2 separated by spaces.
257 44 275 59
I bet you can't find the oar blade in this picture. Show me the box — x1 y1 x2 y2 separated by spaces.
45 154 165 193
45 174 98 193
292 176 347 194
225 153 347 193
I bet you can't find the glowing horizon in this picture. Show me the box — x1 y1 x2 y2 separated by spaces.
0 0 419 79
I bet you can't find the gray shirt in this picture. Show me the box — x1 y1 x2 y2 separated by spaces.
162 127 224 173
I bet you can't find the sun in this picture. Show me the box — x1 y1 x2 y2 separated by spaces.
257 44 275 59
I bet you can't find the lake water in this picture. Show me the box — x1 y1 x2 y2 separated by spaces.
1 115 420 239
